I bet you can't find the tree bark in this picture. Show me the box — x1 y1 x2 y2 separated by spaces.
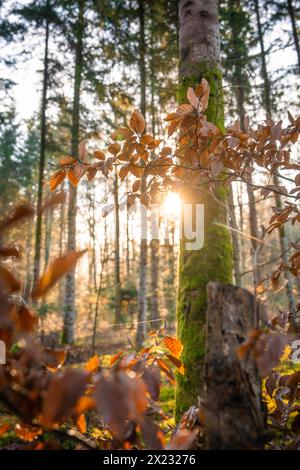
228 188 241 286
136 0 148 349
204 281 265 449
114 169 122 324
33 0 50 286
287 0 300 73
63 0 84 344
175 0 233 420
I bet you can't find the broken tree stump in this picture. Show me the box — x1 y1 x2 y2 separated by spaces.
204 282 265 450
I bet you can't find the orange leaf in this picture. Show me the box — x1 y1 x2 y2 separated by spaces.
0 204 34 234
110 351 124 366
132 179 141 193
67 169 79 187
0 423 10 437
85 354 100 373
15 423 42 442
50 169 66 191
0 265 21 293
165 354 185 375
76 414 87 434
119 165 129 181
163 336 183 358
31 250 87 299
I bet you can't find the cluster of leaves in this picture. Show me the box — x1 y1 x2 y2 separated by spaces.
50 80 300 284
237 309 300 449
0 205 194 450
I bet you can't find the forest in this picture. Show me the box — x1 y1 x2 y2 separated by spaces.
0 0 300 456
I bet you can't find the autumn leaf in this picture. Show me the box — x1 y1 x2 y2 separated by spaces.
0 245 22 259
163 336 183 358
85 354 100 373
76 414 87 434
130 109 145 134
165 353 185 375
0 423 10 437
67 168 79 187
110 351 124 366
132 179 141 193
40 191 66 213
111 127 133 141
94 150 105 160
31 250 87 299
108 143 121 156
119 165 129 181
59 156 76 166
0 265 21 293
0 204 34 234
50 169 66 191
15 423 42 442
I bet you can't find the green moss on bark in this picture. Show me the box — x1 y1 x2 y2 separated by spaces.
175 66 233 421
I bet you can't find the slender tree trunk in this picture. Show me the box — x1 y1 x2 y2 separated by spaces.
287 0 300 72
255 0 296 311
44 205 53 269
114 169 122 324
136 0 148 349
175 0 233 420
228 188 241 285
63 0 84 344
33 0 50 285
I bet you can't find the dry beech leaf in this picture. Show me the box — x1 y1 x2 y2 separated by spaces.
76 414 87 434
50 169 66 191
163 336 183 358
31 250 87 299
0 423 10 437
0 265 21 293
94 150 105 160
0 204 34 233
165 353 185 375
130 109 145 134
40 191 66 213
0 245 22 259
110 351 124 366
132 179 141 193
67 169 79 187
108 143 121 155
59 156 76 166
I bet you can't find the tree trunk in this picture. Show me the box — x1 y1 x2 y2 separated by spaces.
228 188 241 286
33 0 50 285
255 0 296 312
204 281 265 449
175 0 233 420
63 0 84 344
136 0 148 349
287 0 300 73
114 169 122 324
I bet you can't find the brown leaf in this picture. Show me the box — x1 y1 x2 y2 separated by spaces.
31 250 87 299
111 128 134 141
0 423 10 437
78 140 87 161
130 109 146 134
42 369 89 426
132 179 141 193
119 166 129 181
0 245 22 259
16 305 38 333
94 150 105 160
50 170 66 191
165 354 185 375
0 265 21 293
167 429 197 450
108 143 121 156
43 348 67 371
40 191 66 213
163 336 183 358
0 204 34 234
140 417 165 450
59 156 76 166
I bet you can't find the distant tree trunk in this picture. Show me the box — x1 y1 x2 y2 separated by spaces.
44 205 53 269
247 178 260 289
255 0 296 311
126 180 131 278
63 0 84 344
287 0 300 72
33 0 50 285
58 182 65 307
175 0 232 420
136 0 148 349
205 282 265 449
114 169 122 324
228 188 241 286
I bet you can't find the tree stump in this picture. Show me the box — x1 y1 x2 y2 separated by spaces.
204 282 265 450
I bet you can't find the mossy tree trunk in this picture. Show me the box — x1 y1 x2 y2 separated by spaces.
175 0 233 420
